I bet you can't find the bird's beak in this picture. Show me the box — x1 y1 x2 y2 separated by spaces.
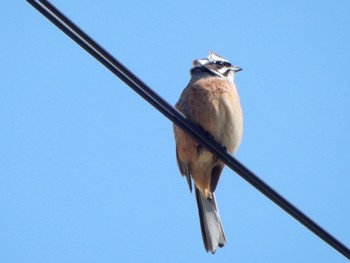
231 66 243 73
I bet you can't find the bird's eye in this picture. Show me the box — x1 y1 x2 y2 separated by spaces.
214 61 231 67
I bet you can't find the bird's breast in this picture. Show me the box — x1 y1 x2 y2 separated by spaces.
190 77 243 153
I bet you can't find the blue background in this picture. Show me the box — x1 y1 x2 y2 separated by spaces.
1 1 349 262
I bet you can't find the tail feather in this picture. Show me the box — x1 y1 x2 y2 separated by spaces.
195 187 226 253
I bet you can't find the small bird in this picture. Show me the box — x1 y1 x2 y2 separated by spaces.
174 51 243 253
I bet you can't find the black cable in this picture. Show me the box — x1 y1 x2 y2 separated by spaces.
26 0 350 259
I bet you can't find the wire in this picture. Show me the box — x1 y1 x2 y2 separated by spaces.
27 0 350 259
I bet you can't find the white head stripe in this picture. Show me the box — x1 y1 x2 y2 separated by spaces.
208 51 229 63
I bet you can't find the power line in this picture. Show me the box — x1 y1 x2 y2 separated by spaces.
27 0 350 260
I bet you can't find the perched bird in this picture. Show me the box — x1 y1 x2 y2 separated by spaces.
174 51 243 253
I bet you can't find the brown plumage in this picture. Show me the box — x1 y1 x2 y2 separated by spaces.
174 51 243 253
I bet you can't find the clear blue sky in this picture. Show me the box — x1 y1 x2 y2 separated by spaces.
1 1 349 262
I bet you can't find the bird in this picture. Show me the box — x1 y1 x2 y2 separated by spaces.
173 51 243 253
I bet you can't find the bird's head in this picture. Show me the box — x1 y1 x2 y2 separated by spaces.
191 51 242 81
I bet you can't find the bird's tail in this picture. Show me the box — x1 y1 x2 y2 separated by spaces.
195 187 226 253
